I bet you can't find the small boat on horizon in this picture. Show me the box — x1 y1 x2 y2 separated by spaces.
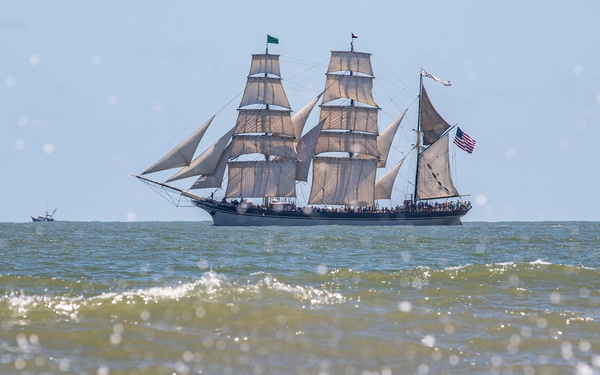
32 209 57 222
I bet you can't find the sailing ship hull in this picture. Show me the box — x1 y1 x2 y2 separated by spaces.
193 199 468 226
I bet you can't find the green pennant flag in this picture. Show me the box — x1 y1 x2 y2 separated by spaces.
267 35 279 44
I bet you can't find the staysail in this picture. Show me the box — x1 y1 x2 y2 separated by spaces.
167 127 235 182
374 159 403 200
142 116 214 175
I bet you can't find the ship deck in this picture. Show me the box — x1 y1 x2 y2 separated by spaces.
193 199 470 226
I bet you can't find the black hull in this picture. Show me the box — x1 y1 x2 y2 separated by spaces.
31 217 54 222
193 199 469 226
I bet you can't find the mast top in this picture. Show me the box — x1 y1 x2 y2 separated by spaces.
266 34 279 54
350 33 358 52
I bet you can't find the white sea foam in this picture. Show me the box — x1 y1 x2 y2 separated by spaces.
3 291 84 320
530 259 552 265
259 277 346 307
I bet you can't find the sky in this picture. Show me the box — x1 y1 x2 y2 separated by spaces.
1 1 599 223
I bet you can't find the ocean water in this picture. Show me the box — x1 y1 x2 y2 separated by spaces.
0 221 599 375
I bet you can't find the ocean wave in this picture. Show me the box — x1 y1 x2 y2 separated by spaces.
0 271 346 322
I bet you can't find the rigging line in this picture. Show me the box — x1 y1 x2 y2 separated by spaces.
280 55 330 76
451 140 459 188
280 54 330 95
380 101 417 160
138 67 247 174
379 96 417 124
375 75 418 114
372 55 419 97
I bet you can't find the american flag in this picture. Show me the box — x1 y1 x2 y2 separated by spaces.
453 127 476 153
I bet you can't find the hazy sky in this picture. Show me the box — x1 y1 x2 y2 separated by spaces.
2 1 599 222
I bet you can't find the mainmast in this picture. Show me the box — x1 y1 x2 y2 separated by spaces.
413 70 424 205
349 34 355 158
308 34 380 207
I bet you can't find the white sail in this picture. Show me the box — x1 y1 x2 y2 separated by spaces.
249 54 281 77
235 109 294 137
142 116 214 175
322 75 377 107
377 111 405 167
319 106 379 133
167 127 236 182
327 51 373 76
374 160 403 200
308 157 378 206
416 133 459 200
292 95 321 139
295 120 325 182
226 160 296 198
240 77 291 109
190 143 233 189
314 132 379 158
230 135 297 159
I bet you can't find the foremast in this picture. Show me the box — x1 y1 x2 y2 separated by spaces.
225 44 298 203
138 37 324 208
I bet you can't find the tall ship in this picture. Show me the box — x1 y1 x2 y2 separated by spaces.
135 35 473 226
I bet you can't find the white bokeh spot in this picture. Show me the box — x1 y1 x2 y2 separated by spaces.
316 264 327 275
15 140 26 150
422 334 436 347
29 54 40 65
398 301 412 312
43 143 54 154
505 147 517 159
6 76 16 87
475 194 487 205
152 100 165 114
558 139 568 149
107 95 118 106
126 212 137 221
